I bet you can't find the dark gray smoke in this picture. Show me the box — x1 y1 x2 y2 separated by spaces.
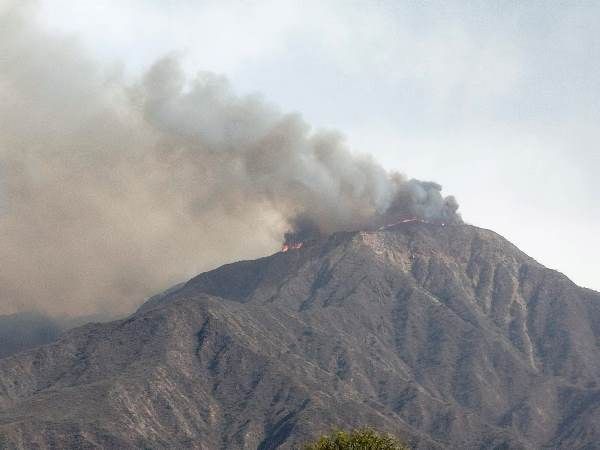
0 2 460 317
141 59 460 244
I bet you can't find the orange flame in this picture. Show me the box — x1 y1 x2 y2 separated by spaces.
378 217 446 230
281 242 303 252
378 218 421 230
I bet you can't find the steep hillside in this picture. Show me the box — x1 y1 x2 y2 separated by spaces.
1 222 600 449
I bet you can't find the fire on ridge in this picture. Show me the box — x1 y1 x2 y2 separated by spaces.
280 217 449 252
281 242 304 253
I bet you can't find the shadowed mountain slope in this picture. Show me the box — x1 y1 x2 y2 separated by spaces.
1 222 600 449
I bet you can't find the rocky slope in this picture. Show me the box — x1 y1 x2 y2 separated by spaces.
1 222 600 449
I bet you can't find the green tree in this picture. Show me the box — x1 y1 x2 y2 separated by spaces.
304 428 410 450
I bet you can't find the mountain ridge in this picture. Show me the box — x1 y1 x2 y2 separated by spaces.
1 223 599 449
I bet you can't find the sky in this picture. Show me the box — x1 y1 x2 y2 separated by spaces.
7 0 600 295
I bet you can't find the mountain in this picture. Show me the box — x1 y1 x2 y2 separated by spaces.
1 222 600 449
0 312 118 359
0 312 62 359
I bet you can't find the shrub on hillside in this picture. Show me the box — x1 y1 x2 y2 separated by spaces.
304 428 409 450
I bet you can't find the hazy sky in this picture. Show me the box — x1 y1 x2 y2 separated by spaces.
24 0 600 291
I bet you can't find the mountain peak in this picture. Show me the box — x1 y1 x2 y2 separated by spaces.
1 224 599 449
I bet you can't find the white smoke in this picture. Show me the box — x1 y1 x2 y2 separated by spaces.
0 2 459 317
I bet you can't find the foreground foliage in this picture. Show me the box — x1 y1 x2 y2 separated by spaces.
304 428 410 450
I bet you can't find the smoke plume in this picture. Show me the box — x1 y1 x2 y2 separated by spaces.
0 2 459 317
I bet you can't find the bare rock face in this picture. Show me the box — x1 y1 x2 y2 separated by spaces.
1 223 600 449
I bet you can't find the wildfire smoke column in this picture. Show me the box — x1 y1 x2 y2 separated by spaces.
0 1 460 317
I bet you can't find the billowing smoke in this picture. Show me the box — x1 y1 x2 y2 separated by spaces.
0 2 459 317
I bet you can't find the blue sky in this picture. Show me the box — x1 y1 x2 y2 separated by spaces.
34 0 600 290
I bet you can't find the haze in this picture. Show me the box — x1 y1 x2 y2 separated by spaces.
1 0 598 320
38 0 600 292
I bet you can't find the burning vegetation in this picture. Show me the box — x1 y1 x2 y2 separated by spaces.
281 213 454 253
281 242 303 252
